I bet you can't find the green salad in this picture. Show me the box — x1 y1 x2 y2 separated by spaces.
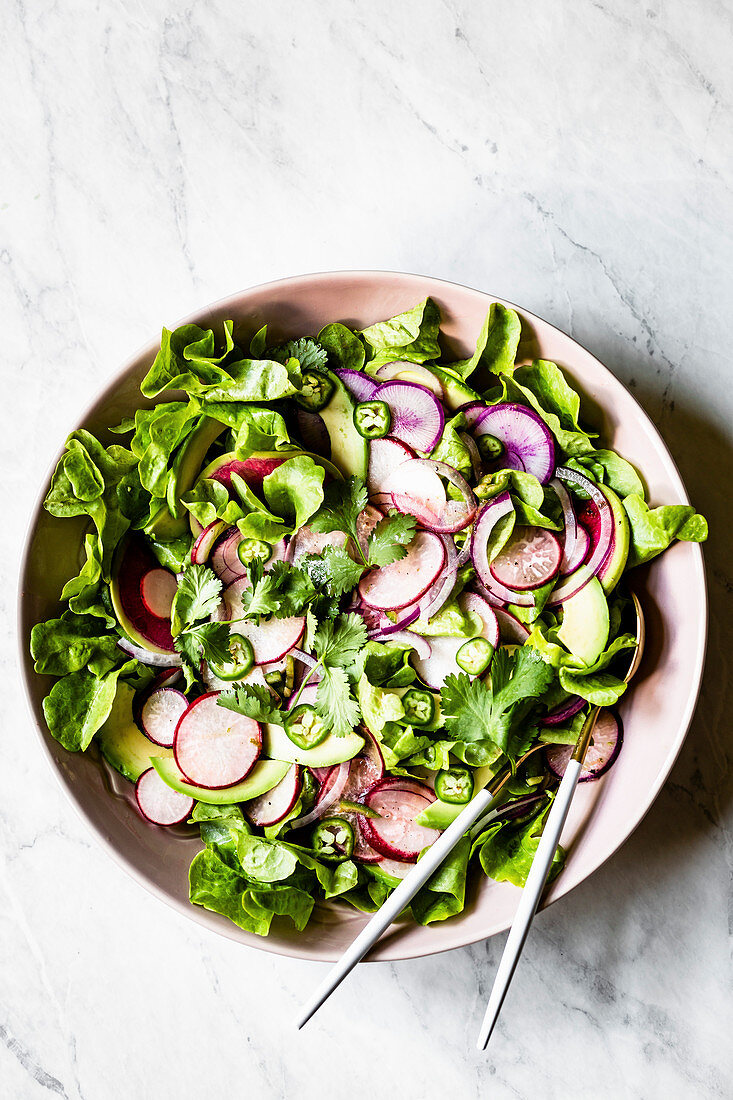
30 297 708 936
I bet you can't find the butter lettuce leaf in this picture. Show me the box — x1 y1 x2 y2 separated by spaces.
452 302 521 381
623 494 708 567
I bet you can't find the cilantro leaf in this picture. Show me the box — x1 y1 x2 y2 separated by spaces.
316 665 361 737
218 683 287 726
309 477 369 561
171 564 222 635
265 561 317 615
175 620 233 670
366 511 417 567
271 338 328 373
441 648 554 758
313 613 368 668
317 546 365 596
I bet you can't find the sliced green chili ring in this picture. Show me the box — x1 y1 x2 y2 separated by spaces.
311 816 355 861
237 538 272 566
401 687 437 727
353 400 392 439
477 433 504 460
285 703 329 750
295 369 335 412
208 635 255 681
338 799 381 819
264 655 294 698
435 767 474 804
456 637 495 676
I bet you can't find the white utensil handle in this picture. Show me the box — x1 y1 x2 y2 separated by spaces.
476 759 582 1051
296 784 502 1030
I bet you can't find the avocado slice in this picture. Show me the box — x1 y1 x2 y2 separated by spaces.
556 576 610 665
145 416 226 539
415 764 498 829
424 365 481 411
264 722 364 767
151 756 290 804
319 370 368 478
97 682 173 782
596 483 630 594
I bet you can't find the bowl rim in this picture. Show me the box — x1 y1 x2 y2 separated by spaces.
18 269 708 961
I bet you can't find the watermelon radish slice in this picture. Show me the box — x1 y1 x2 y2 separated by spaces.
358 531 445 610
139 687 188 748
360 778 440 861
140 568 178 619
375 381 445 453
220 577 305 663
191 520 226 565
459 401 488 428
245 763 301 826
490 525 562 591
473 403 555 484
367 436 416 507
174 691 262 789
334 368 379 403
385 458 477 534
545 710 623 781
203 452 291 493
136 767 194 826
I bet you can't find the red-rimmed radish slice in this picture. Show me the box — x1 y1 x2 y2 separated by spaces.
493 607 531 644
334 368 379 403
374 360 443 398
212 529 287 585
245 763 301 827
288 525 348 564
150 666 183 690
174 692 262 789
221 577 305 663
342 729 385 802
471 494 535 607
375 381 445 453
547 468 615 606
191 520 226 565
367 436 416 507
545 711 622 781
489 525 562 591
358 531 445 610
136 767 194 826
410 633 463 689
459 591 500 650
202 662 268 693
114 538 176 650
386 458 477 534
375 858 414 880
290 761 350 830
139 688 188 748
473 402 555 484
139 569 178 619
541 694 585 727
361 777 440 861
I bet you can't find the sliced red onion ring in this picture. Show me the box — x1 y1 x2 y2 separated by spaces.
546 467 615 606
289 648 323 684
289 760 351 830
117 638 183 668
386 458 477 534
551 477 588 577
366 605 420 638
493 606 531 644
416 532 458 621
375 380 445 453
460 431 483 483
470 494 534 607
540 694 585 726
334 368 379 402
191 520 226 565
473 403 555 484
456 535 472 568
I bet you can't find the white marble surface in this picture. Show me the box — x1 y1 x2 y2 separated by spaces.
2 0 732 1096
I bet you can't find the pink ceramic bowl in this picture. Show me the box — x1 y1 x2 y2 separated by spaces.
18 272 707 961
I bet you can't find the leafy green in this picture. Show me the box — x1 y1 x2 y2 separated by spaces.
128 401 199 497
219 682 287 726
59 533 113 624
262 455 325 530
366 512 417 567
564 449 645 499
412 599 480 638
31 611 122 677
309 545 365 597
270 337 328 372
623 494 708 567
170 564 223 635
473 800 564 887
430 413 473 475
189 847 314 936
42 663 136 752
202 401 291 456
312 613 367 669
308 613 368 736
309 475 368 544
411 837 471 925
451 302 522 381
361 297 442 367
317 322 366 372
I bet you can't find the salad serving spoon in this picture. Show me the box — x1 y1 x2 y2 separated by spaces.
476 592 645 1050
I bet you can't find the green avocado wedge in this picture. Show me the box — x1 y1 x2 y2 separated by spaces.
264 722 364 767
152 756 290 805
319 370 368 479
424 365 481 411
556 575 610 665
97 682 173 782
145 416 226 539
596 483 631 593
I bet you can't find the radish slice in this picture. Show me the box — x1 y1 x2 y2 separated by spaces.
245 763 301 827
139 688 188 748
191 520 226 565
374 360 444 398
296 409 331 455
174 691 262 789
471 494 535 607
493 607 531 644
149 666 183 690
117 638 182 668
541 694 585 727
367 436 416 507
361 778 440 861
386 459 477 534
546 711 622 781
289 525 348 564
460 592 500 650
375 381 445 453
136 767 194 826
458 401 487 428
490 525 562 591
139 569 178 618
376 858 414 880
334 368 379 402
414 533 458 622
410 633 463 689
338 729 386 863
358 531 445 610
221 577 305 663
473 403 555 484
